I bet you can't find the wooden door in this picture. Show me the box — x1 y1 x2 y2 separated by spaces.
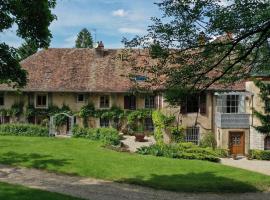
229 132 245 155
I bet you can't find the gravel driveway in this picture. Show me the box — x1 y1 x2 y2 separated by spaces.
221 158 270 176
0 164 270 200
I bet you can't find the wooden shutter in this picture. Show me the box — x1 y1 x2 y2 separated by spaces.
124 96 129 109
199 93 206 114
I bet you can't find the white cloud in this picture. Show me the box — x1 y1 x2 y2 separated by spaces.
217 0 233 7
118 27 146 34
112 9 128 17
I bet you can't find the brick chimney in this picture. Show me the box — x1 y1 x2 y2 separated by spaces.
95 41 104 57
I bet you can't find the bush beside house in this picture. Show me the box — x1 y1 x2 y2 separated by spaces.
72 125 121 146
248 149 270 160
136 143 222 162
0 123 49 137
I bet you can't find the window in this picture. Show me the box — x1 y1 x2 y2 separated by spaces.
124 95 136 110
134 75 147 82
216 94 244 113
0 116 9 124
77 94 85 103
185 127 200 145
265 136 270 150
100 118 109 127
100 96 109 108
181 93 206 114
145 96 155 109
265 99 270 113
0 94 4 106
35 94 47 108
144 118 154 131
226 95 239 113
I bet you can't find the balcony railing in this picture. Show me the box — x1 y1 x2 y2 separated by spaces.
215 112 250 128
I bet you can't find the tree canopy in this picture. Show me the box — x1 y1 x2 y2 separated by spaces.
123 0 270 100
16 40 38 61
75 28 94 48
0 0 56 88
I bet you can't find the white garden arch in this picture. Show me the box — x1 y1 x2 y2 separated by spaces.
49 112 75 136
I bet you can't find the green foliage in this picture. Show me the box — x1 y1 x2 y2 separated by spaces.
72 126 121 146
10 102 24 117
16 40 38 61
199 132 217 149
253 80 270 135
136 143 220 162
170 126 185 143
249 149 270 160
78 103 95 127
25 104 72 128
75 28 93 48
0 0 56 88
152 110 175 143
0 123 48 137
124 0 270 92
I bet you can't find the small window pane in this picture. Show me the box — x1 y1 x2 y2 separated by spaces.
36 94 47 107
100 118 109 127
145 96 155 109
185 127 200 145
77 94 85 102
100 96 109 108
0 95 4 106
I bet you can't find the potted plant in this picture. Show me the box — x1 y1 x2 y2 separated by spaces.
133 123 145 142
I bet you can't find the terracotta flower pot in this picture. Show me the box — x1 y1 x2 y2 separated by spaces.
135 134 145 142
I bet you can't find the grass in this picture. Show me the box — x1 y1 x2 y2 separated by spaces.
0 136 270 193
0 182 82 200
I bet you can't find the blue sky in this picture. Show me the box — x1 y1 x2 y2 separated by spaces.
1 0 162 49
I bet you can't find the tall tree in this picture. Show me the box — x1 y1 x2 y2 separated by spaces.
16 40 38 61
75 28 93 48
123 0 270 100
0 0 56 88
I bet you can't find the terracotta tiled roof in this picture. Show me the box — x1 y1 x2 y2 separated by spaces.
0 48 245 92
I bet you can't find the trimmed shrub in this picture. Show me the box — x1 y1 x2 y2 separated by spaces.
249 149 270 160
0 123 49 137
72 126 121 146
136 143 220 162
199 132 217 149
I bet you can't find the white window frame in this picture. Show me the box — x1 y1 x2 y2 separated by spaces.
216 94 245 114
35 93 48 109
145 95 155 109
99 95 110 108
77 94 85 103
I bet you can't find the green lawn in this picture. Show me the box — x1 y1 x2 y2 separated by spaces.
0 136 270 193
0 182 82 200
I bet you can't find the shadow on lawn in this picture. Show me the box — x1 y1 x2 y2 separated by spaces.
120 172 260 193
0 151 71 169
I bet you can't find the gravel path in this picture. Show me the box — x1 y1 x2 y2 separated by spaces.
121 135 155 152
0 164 270 200
221 158 270 176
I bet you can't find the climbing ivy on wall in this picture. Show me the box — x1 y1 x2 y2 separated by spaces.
253 80 270 135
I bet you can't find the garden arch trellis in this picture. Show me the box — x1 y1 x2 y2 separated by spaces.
49 112 75 136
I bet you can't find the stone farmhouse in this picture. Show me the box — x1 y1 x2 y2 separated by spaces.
0 44 269 155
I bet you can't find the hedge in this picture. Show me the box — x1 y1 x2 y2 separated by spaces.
0 123 49 137
72 126 121 146
136 143 222 162
248 149 270 160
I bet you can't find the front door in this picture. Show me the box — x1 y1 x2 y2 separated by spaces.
229 132 245 155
